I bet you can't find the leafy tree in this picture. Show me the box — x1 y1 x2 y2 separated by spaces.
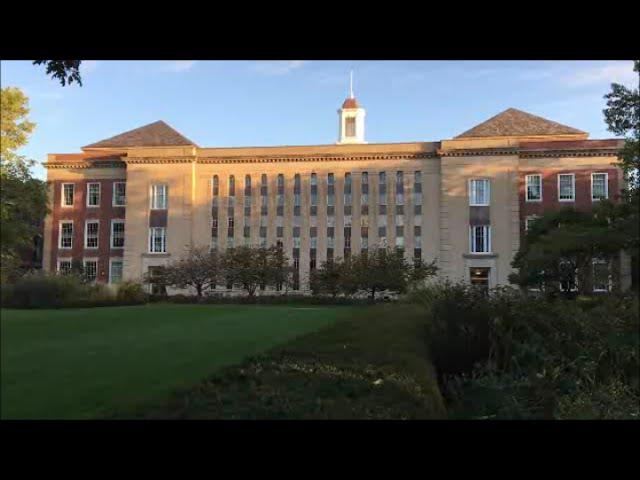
221 245 290 296
158 246 222 298
349 247 437 300
603 59 639 287
32 60 83 87
310 258 345 297
509 206 628 296
0 87 48 282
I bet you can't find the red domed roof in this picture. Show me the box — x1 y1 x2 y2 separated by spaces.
342 97 360 109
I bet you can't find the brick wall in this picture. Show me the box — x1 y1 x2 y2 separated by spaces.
49 178 126 282
519 167 619 234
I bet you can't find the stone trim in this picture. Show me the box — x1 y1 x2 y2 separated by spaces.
519 149 620 158
45 161 126 169
462 253 499 259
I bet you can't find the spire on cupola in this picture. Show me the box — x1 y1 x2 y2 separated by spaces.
337 70 366 144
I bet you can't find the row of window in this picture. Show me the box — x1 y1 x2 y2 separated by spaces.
525 172 609 202
58 220 125 249
210 172 424 214
61 182 126 207
57 258 123 284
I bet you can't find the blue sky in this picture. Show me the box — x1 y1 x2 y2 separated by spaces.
1 60 637 179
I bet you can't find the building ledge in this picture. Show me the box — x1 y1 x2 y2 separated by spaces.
463 253 499 259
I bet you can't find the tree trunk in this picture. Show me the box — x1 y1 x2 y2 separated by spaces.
196 284 202 298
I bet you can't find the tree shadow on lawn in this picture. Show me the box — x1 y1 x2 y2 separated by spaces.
116 304 446 420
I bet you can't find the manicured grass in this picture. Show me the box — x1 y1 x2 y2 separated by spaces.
135 304 446 419
1 304 352 419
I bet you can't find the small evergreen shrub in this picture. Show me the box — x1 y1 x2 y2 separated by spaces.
115 281 148 305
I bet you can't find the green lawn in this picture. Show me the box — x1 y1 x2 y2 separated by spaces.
0 304 352 419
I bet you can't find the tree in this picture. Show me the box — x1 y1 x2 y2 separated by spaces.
0 87 48 283
32 60 83 87
349 247 438 300
310 258 345 297
509 206 628 296
603 59 639 287
157 246 222 298
221 245 290 296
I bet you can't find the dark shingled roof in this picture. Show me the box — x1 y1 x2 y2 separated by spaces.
456 108 586 138
83 120 196 149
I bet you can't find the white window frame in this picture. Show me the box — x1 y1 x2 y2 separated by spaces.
525 174 542 202
525 215 540 232
112 182 126 207
83 258 98 283
469 179 491 206
57 257 73 274
149 227 167 253
109 258 124 285
592 258 611 293
557 173 575 202
591 173 609 201
150 184 168 210
469 225 492 254
59 220 74 249
61 183 75 207
84 220 99 249
86 182 101 207
110 219 125 249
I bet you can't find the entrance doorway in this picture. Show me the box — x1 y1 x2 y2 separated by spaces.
470 267 490 291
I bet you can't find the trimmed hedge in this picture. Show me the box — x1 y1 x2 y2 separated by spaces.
1 274 148 309
155 293 392 306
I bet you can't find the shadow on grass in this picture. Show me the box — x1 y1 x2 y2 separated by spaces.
117 304 446 419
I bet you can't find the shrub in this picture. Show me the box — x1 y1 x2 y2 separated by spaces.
1 274 149 309
115 281 148 305
412 281 495 385
1 273 90 309
415 281 639 419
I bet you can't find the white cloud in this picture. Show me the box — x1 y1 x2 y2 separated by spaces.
561 62 637 88
249 61 306 76
160 60 197 73
80 60 99 74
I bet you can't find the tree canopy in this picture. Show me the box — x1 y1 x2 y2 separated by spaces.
32 60 83 87
0 87 48 282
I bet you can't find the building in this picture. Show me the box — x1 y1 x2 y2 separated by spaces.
42 92 629 293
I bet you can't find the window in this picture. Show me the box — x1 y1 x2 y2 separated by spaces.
470 225 491 253
591 173 608 201
59 221 73 249
109 259 123 284
149 227 166 253
83 259 98 282
228 175 235 196
57 258 72 275
525 174 542 202
151 184 167 209
593 259 610 292
111 220 125 248
212 176 219 196
242 174 250 195
470 179 491 206
61 183 74 207
84 220 99 249
113 182 126 206
558 174 575 201
87 183 101 207
345 117 356 137
228 217 235 237
525 215 539 232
